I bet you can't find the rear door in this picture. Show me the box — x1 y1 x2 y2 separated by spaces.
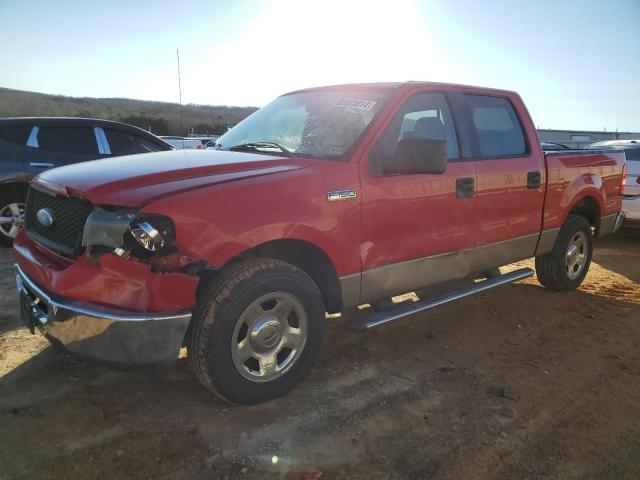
24 124 103 178
451 93 545 272
359 90 477 301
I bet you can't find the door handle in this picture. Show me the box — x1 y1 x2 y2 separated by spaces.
456 177 475 198
527 171 541 189
30 162 54 168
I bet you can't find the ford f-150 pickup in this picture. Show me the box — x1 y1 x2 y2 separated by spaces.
14 82 626 404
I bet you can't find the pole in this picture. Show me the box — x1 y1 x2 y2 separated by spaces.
177 48 184 135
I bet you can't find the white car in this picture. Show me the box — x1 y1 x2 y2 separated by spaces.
189 136 218 148
159 136 205 150
586 140 640 226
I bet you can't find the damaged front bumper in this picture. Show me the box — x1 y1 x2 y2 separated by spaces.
16 263 192 364
13 230 198 364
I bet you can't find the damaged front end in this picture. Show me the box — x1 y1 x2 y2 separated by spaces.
14 186 202 364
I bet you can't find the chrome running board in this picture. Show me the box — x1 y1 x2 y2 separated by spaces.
346 267 534 332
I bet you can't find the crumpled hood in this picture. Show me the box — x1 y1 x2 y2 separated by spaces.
33 149 313 207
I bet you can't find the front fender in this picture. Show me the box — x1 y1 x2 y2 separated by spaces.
141 161 362 276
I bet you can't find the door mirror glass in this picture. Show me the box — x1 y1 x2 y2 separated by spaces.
381 138 447 175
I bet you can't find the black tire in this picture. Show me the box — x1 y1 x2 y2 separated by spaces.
371 298 394 311
535 215 593 291
188 258 325 404
483 267 501 279
0 186 27 247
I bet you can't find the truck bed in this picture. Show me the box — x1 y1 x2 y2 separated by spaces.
542 149 626 232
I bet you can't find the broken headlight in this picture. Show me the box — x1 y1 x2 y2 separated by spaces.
124 216 176 258
82 208 176 259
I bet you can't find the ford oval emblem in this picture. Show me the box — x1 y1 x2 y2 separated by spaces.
36 208 55 227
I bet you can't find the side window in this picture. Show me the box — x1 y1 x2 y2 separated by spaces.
624 148 640 161
463 95 526 157
37 126 99 155
0 124 32 145
370 92 459 175
104 129 165 155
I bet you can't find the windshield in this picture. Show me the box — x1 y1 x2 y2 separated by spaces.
216 89 389 158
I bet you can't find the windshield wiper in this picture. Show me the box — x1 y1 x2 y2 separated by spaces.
229 142 292 156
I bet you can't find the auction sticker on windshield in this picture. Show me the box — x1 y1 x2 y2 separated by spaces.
333 99 377 111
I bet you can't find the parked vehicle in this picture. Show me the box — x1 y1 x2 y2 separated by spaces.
188 135 219 147
0 117 173 245
541 142 570 151
586 140 640 225
159 136 206 149
14 82 626 404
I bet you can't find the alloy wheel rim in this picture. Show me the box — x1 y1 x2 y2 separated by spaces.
0 203 25 238
565 231 588 280
231 291 308 382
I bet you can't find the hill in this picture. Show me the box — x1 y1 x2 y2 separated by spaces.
0 87 258 136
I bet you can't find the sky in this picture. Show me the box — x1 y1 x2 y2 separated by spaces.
1 0 639 131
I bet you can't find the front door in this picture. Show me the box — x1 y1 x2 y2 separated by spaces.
359 91 477 303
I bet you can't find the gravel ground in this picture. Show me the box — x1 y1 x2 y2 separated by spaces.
1 228 639 480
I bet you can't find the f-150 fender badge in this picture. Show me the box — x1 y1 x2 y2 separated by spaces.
327 190 357 202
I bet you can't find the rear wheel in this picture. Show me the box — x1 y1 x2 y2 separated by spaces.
188 258 325 404
535 215 593 291
0 189 26 246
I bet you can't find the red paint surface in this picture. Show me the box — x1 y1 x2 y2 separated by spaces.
18 82 626 314
15 230 196 313
542 151 624 230
473 94 547 246
33 150 311 207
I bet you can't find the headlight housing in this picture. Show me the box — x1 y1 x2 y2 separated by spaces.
124 215 176 258
82 208 176 259
129 222 165 252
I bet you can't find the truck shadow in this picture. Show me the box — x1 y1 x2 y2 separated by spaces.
593 228 640 283
3 267 640 479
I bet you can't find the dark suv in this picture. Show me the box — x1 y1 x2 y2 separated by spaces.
0 117 173 245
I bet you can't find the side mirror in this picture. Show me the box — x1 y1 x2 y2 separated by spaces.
382 138 447 175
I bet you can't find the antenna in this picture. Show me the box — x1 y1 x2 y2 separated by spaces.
177 48 184 135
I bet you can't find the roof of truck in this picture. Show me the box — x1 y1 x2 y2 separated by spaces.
284 81 519 97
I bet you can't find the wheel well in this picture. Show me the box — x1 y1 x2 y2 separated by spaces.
568 196 600 235
228 239 343 313
0 182 29 200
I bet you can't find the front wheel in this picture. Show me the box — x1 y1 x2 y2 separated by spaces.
188 258 325 404
535 215 594 291
0 189 26 247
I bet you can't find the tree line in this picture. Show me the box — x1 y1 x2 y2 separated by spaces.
0 87 258 136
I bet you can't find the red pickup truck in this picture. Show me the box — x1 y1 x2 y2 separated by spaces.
14 82 626 404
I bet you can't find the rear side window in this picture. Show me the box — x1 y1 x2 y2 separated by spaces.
0 124 32 145
104 129 166 155
463 95 526 157
37 126 98 155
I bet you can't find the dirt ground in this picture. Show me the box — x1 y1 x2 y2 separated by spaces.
1 229 639 480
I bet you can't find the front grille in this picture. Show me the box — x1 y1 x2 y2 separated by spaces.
24 187 93 257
